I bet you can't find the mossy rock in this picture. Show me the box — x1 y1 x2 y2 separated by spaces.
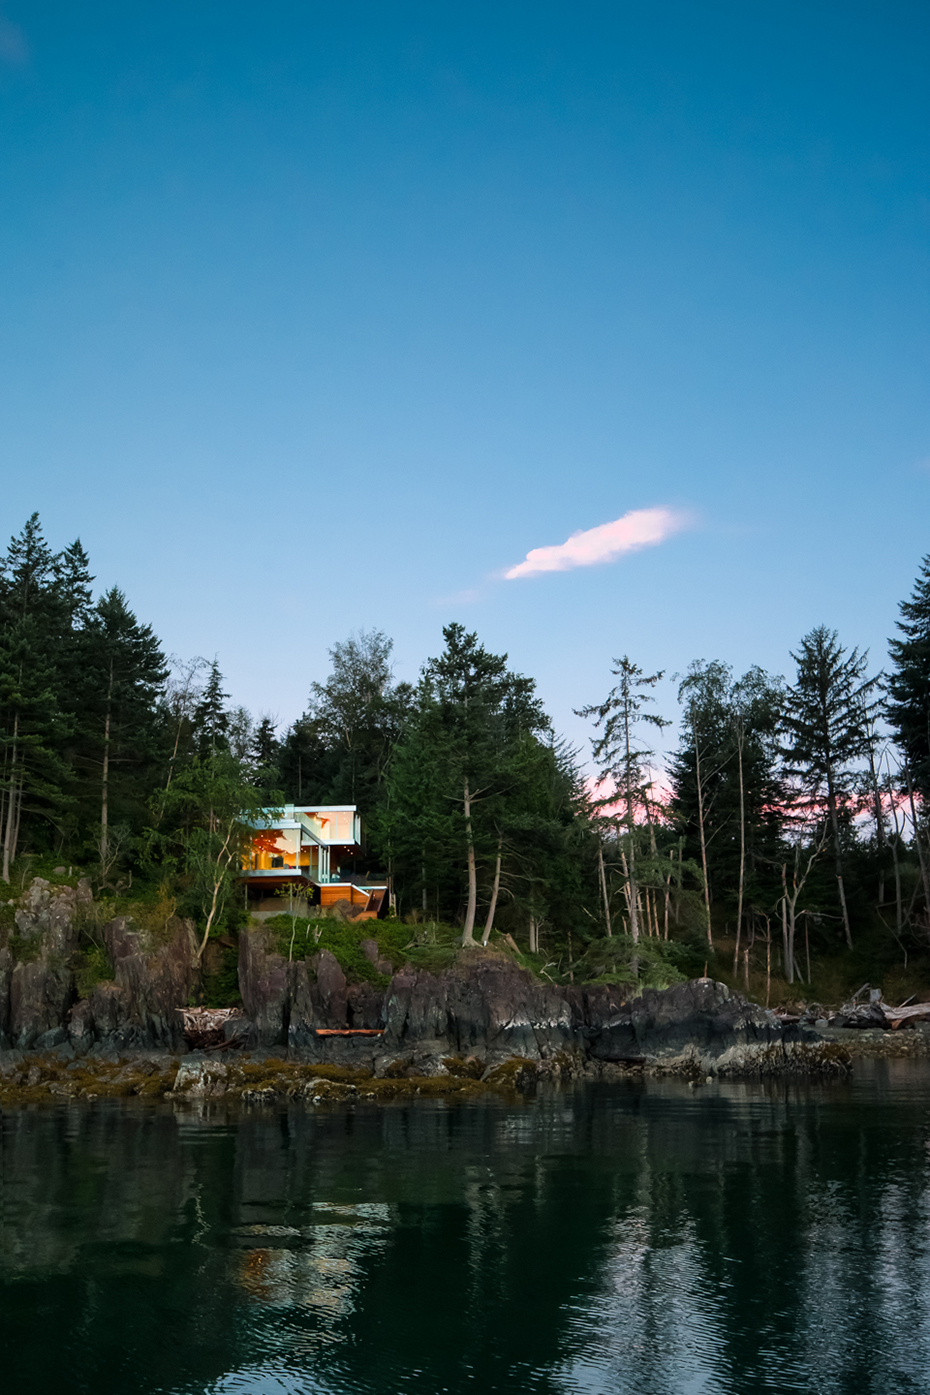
483 1057 539 1090
442 1055 485 1079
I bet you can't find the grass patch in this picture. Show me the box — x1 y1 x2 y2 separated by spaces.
259 915 463 984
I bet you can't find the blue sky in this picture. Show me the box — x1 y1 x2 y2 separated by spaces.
1 1 927 754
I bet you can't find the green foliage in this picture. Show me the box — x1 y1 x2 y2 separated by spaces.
379 623 553 943
887 554 930 800
3 515 930 1009
570 934 689 990
668 661 784 920
147 749 280 960
398 919 462 974
201 940 242 1008
8 932 42 965
260 913 461 984
73 942 114 999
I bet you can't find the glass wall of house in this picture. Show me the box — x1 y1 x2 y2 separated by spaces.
247 826 331 882
296 808 360 845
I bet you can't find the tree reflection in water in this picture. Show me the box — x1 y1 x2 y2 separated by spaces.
2 1061 930 1394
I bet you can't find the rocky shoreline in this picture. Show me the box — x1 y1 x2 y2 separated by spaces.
0 879 855 1100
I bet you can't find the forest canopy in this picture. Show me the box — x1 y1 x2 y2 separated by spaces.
3 513 930 999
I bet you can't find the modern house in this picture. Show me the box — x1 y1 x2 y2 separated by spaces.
240 804 387 920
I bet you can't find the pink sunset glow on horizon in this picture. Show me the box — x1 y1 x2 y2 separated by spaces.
504 506 691 580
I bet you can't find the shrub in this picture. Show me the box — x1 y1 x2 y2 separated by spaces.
571 934 688 990
73 943 114 998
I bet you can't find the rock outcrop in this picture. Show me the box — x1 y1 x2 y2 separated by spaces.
0 879 198 1051
573 977 842 1076
0 879 92 1049
235 928 845 1077
0 881 848 1077
80 914 199 1051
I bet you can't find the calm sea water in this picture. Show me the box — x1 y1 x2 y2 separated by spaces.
2 1062 930 1394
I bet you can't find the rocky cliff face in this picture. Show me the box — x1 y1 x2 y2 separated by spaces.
0 879 198 1051
0 882 846 1076
236 927 843 1077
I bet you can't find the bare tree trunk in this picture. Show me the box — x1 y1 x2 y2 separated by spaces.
888 771 904 934
785 876 797 982
780 842 823 983
481 833 503 945
1 714 20 884
194 820 238 965
626 836 640 943
866 738 886 903
619 847 639 944
780 881 791 983
528 916 539 954
733 733 746 975
905 764 930 917
99 659 116 870
0 741 8 877
461 777 478 945
597 843 612 937
694 739 713 946
663 866 671 939
825 772 852 948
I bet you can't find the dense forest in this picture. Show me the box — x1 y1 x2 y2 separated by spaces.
3 512 930 1003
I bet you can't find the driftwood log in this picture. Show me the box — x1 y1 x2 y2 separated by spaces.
176 1007 245 1051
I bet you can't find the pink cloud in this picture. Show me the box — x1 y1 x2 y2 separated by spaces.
504 507 690 580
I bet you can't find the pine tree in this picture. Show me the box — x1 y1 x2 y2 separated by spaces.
887 555 930 800
577 657 670 945
278 716 331 804
54 539 94 631
387 624 548 944
782 626 880 948
668 662 783 957
250 716 281 794
0 515 71 877
72 588 167 877
192 660 229 757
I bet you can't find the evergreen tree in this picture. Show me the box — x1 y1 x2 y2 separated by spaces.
1 513 59 624
781 626 880 948
482 732 592 954
54 538 94 631
887 555 930 799
668 662 783 955
72 588 167 877
0 515 71 877
668 661 732 945
386 624 547 944
249 716 281 796
577 657 670 944
0 612 70 878
251 716 279 772
192 660 229 757
278 715 332 804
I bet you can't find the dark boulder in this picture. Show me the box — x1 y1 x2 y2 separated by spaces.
381 954 573 1066
580 977 841 1075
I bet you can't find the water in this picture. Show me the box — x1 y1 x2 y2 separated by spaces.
3 1061 930 1394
